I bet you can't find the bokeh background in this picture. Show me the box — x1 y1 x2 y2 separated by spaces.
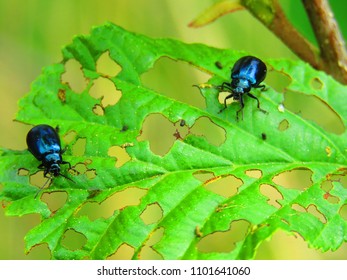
0 0 347 259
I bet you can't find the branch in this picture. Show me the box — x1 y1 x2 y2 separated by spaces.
260 0 322 69
243 0 347 84
302 0 347 84
243 0 323 68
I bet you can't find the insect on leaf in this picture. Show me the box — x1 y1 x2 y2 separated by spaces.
0 22 346 259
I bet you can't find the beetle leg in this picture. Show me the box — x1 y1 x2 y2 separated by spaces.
61 160 71 169
254 84 266 91
247 93 267 114
216 82 233 92
43 169 52 179
236 95 245 121
216 82 235 113
219 92 235 113
61 145 69 154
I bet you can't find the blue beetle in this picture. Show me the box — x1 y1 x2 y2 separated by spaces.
218 56 267 120
26 124 72 194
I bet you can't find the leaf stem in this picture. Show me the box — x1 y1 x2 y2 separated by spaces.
302 0 347 84
245 0 347 84
266 0 321 69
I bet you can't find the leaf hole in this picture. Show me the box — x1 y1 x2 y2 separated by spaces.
218 91 234 106
291 203 306 213
278 119 289 131
92 104 105 116
245 169 262 179
190 116 226 146
326 172 347 188
321 180 340 204
108 145 131 168
259 184 283 209
284 90 345 135
71 160 95 178
89 77 122 107
26 243 51 259
85 169 97 180
107 243 135 260
71 162 87 175
323 193 340 204
321 179 333 192
291 203 327 223
339 174 347 188
140 203 163 225
29 171 51 189
18 168 29 176
62 130 77 144
61 59 87 93
41 191 68 213
310 77 324 90
266 69 291 92
139 227 164 260
141 57 208 109
139 247 163 260
307 204 327 224
137 113 176 156
204 174 242 198
339 204 347 221
96 51 122 77
76 187 147 220
272 168 313 190
72 137 86 157
197 220 250 253
193 171 214 183
61 229 87 251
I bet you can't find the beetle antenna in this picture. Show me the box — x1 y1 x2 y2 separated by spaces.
34 173 75 199
34 176 52 199
59 172 75 184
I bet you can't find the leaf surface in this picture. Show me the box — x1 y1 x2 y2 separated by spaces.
0 23 346 259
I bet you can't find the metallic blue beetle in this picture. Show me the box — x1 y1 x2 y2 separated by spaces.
218 56 267 120
26 124 72 193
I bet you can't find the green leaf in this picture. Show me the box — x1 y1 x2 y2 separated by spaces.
0 22 347 259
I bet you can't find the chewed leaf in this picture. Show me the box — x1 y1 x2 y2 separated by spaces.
0 23 347 260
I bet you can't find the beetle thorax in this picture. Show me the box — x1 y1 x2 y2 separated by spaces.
44 152 62 164
231 78 251 94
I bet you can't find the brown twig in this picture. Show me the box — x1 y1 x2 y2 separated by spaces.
244 0 322 69
245 0 347 84
302 0 347 84
267 1 322 70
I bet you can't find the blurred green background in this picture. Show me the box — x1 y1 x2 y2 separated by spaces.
0 0 346 259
